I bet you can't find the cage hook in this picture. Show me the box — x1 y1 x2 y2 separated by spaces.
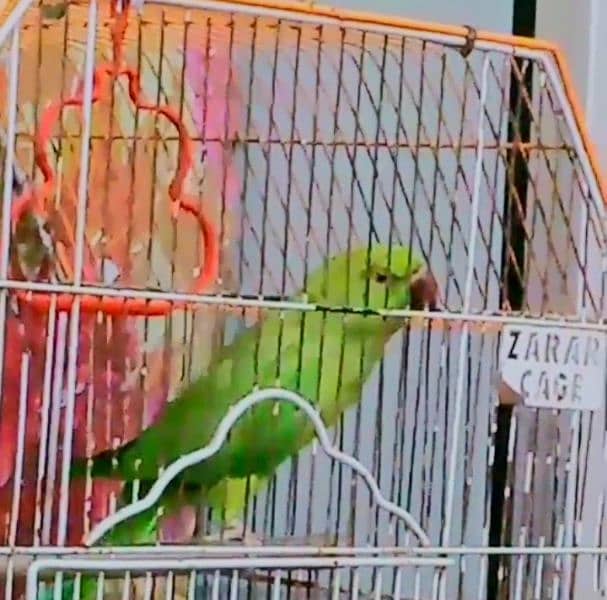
459 25 477 58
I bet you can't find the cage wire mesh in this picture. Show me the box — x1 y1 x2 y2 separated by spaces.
0 0 604 598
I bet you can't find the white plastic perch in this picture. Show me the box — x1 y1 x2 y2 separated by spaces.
85 387 432 547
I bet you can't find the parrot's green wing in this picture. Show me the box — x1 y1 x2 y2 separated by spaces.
66 314 356 557
82 310 379 486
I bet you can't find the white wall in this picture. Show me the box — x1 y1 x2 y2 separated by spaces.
309 0 514 34
536 0 607 163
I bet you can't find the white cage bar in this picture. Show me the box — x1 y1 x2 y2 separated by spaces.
0 0 604 598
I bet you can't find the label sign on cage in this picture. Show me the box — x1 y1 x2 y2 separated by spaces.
500 324 607 411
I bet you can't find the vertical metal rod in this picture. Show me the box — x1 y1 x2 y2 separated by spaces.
442 54 491 546
559 200 589 594
42 313 68 545
55 0 98 546
0 35 21 588
8 353 30 544
4 354 29 600
0 25 21 355
33 296 58 545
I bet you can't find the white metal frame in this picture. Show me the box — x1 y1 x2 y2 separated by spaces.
0 0 605 598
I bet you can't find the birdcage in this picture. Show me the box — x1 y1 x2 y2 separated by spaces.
0 0 606 598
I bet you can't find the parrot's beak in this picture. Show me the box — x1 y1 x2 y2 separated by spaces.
410 268 440 311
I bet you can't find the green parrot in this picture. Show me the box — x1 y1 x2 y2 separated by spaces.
38 243 438 599
78 243 436 485
82 243 437 525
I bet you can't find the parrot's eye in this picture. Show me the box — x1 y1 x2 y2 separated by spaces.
374 272 388 284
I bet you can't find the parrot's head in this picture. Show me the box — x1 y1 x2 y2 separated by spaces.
306 243 439 312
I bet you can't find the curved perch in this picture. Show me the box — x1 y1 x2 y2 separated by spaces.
85 387 432 547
